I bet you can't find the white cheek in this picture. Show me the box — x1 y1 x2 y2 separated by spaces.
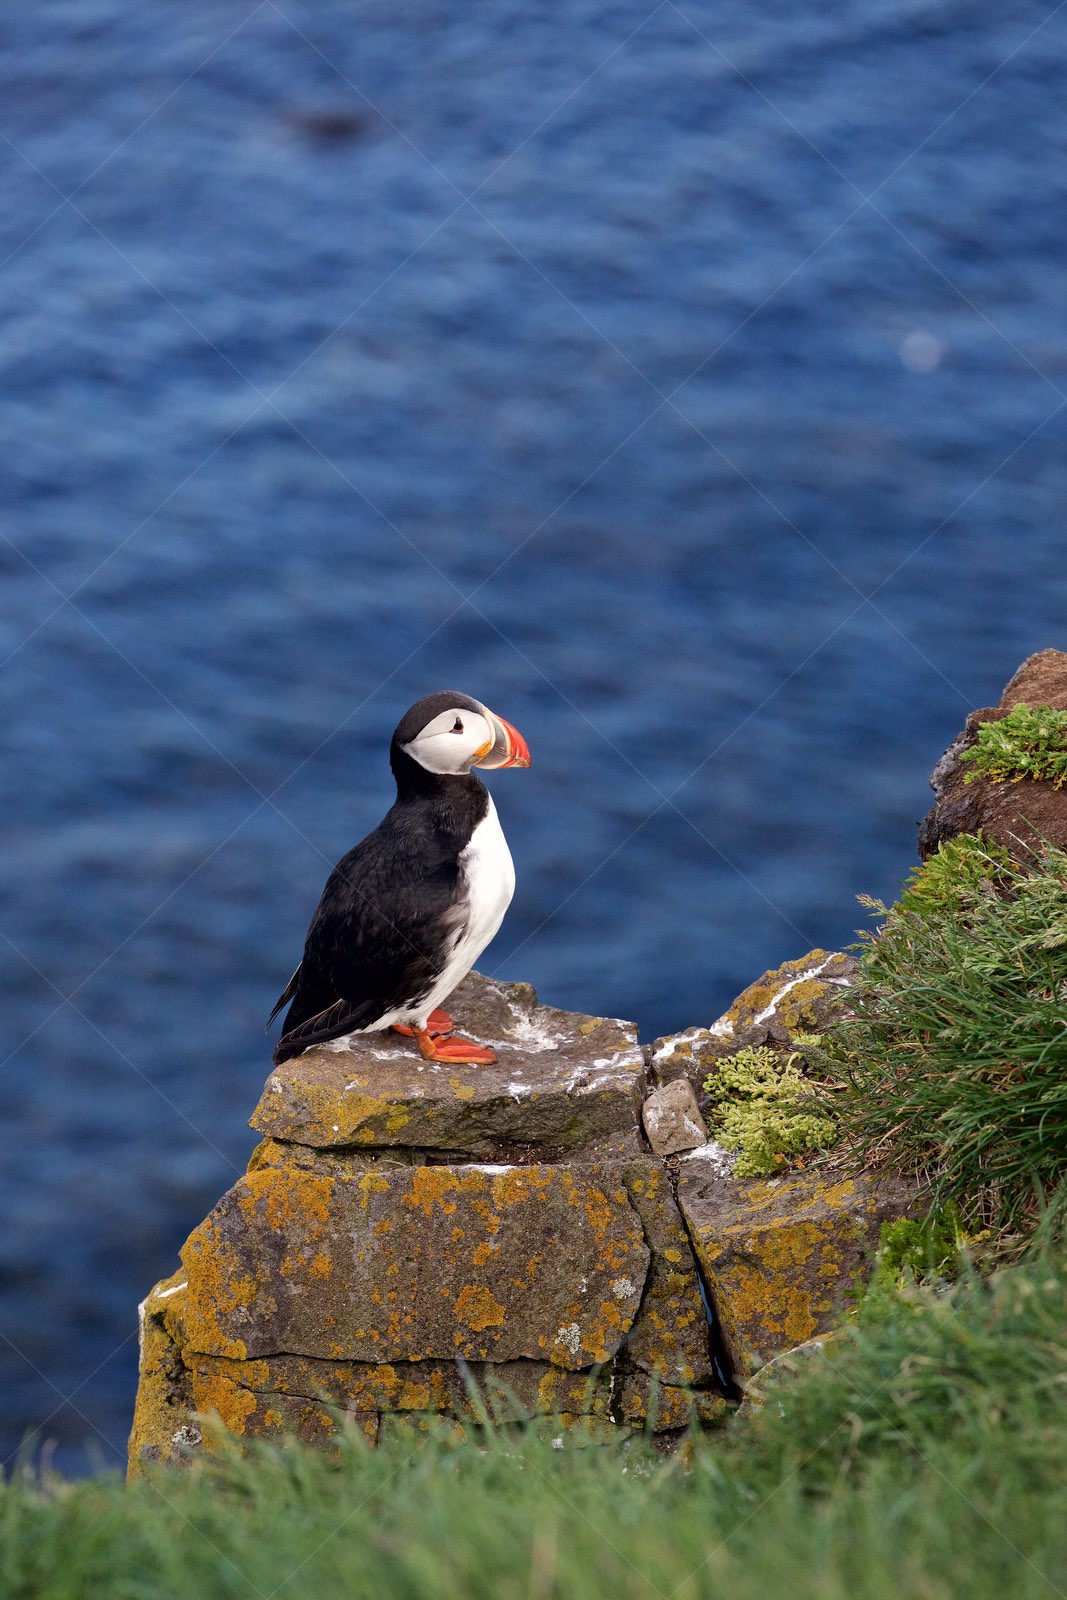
407 714 490 774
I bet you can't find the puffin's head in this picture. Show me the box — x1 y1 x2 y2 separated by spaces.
393 691 531 777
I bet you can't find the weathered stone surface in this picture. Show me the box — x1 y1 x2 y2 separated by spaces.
739 1332 840 1410
618 1161 714 1387
642 1080 707 1156
618 1377 726 1430
650 950 857 1099
919 649 1067 862
648 1027 730 1091
250 973 644 1157
189 1351 616 1426
128 1272 197 1472
180 1161 650 1368
676 1165 922 1378
706 949 858 1053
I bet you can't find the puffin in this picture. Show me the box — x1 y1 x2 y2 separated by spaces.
269 691 530 1067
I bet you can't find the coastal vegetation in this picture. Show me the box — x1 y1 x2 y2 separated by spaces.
960 703 1067 789
2 1239 1065 1598
702 1045 836 1177
830 834 1067 1244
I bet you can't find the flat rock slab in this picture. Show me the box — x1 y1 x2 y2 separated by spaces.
180 1160 650 1369
676 1165 922 1376
251 973 644 1157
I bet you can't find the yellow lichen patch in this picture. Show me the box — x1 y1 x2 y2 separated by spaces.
403 1167 463 1217
577 1187 615 1235
453 1283 507 1331
718 1260 824 1349
181 1217 256 1360
449 1081 476 1101
737 1176 857 1220
189 1365 258 1436
397 1378 434 1410
309 1252 332 1279
753 1219 823 1273
246 1140 276 1172
341 1091 396 1127
473 1199 503 1235
236 1167 333 1236
358 1172 391 1208
775 978 832 1031
492 1168 549 1208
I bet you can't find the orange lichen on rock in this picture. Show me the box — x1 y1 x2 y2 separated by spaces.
677 1166 922 1376
403 1166 464 1218
180 1214 259 1361
453 1284 507 1332
236 1165 333 1234
189 1363 258 1435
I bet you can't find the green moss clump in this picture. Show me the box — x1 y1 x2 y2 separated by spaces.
960 701 1067 788
703 1046 836 1178
866 1207 965 1295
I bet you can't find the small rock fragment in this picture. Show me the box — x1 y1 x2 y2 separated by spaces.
641 1080 708 1157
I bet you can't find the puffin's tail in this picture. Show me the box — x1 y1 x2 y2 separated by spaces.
266 965 302 1031
273 996 380 1065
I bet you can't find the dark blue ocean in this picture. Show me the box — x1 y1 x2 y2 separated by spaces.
1 0 1065 1473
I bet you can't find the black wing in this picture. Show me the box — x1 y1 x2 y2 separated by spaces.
271 809 465 1065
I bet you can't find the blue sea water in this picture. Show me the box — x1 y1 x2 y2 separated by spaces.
1 0 1065 1473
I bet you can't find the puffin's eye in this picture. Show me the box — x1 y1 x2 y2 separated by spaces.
451 718 464 733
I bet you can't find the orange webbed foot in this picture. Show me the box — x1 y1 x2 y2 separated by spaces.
391 1008 455 1040
414 1028 497 1065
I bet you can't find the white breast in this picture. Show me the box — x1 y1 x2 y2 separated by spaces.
416 795 515 1024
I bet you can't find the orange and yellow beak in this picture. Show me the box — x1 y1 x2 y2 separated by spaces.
473 706 531 769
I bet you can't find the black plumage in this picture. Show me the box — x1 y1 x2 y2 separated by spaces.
270 692 493 1064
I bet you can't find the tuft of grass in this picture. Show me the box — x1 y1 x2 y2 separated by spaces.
3 1250 1067 1600
891 833 1015 917
829 836 1067 1240
703 1045 837 1176
743 1241 1067 1497
960 702 1067 788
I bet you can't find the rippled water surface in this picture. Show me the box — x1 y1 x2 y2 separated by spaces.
1 0 1065 1471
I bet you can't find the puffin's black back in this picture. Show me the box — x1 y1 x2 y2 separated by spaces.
270 697 491 1062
